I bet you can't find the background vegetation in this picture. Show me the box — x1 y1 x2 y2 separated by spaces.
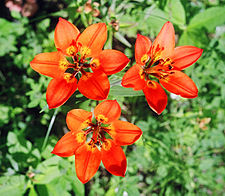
0 0 225 195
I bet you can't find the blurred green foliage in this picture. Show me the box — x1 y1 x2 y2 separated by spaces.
0 0 225 195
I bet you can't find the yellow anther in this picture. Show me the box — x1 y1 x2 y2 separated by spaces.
90 59 100 68
107 124 112 130
161 76 170 82
87 141 96 152
102 140 112 151
104 124 115 137
141 54 149 64
161 58 172 66
96 114 108 124
80 46 91 57
153 55 161 63
64 73 76 83
139 69 145 79
66 45 77 56
59 60 69 70
80 119 91 130
146 80 157 89
76 132 86 143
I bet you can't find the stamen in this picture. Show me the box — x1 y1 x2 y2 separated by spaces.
139 69 145 79
64 73 76 83
76 132 86 143
168 65 173 70
102 140 111 151
146 80 157 89
141 54 149 64
59 60 69 70
79 70 90 80
96 114 108 124
87 141 96 151
80 46 91 57
66 45 77 56
81 119 91 130
90 59 100 69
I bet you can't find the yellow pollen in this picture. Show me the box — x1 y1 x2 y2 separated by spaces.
76 132 86 143
80 46 91 57
105 124 115 137
90 59 100 69
96 114 108 124
164 58 172 65
59 60 69 70
66 45 77 56
161 58 174 70
153 55 161 63
87 142 96 152
107 124 112 130
64 73 76 83
102 140 112 151
141 54 149 64
146 81 157 89
139 69 145 79
80 119 91 130
161 76 170 83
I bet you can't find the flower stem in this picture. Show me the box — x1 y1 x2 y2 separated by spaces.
42 107 59 151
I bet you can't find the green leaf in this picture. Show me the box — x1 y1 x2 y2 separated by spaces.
188 7 225 32
28 187 39 196
35 165 61 184
35 156 62 184
45 178 71 196
0 175 26 196
39 104 49 113
7 132 32 154
179 28 209 48
0 18 25 56
165 0 186 26
66 167 85 196
143 7 168 35
109 85 144 97
199 158 214 171
114 32 132 47
0 105 10 126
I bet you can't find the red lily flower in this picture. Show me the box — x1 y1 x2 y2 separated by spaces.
30 18 129 109
52 100 142 183
122 21 203 114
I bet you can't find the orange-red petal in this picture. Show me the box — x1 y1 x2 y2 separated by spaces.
75 143 101 184
96 49 129 75
30 51 66 78
66 109 93 132
171 46 203 70
151 21 175 59
46 75 77 109
159 70 198 98
78 70 110 100
135 34 151 64
51 131 86 157
143 81 168 115
101 139 127 177
121 64 146 90
108 120 142 146
54 18 80 56
77 23 107 57
94 100 121 124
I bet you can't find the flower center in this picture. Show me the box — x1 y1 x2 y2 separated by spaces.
82 120 111 149
63 45 99 81
139 49 175 82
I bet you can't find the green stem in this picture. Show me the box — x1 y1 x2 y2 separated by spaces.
42 107 59 150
